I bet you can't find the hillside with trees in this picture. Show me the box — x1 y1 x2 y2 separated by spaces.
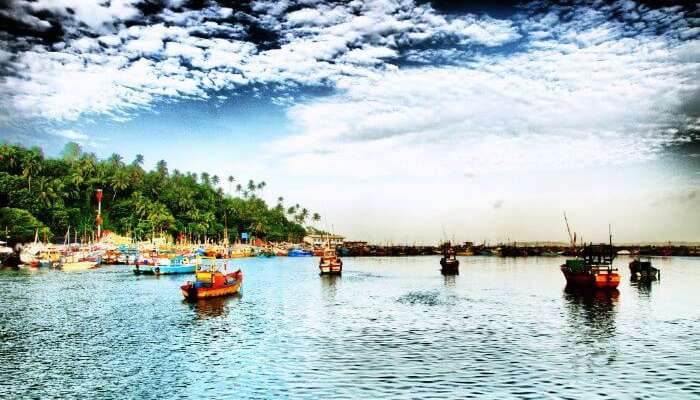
0 142 317 245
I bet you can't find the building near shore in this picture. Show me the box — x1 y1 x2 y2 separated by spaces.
304 234 345 247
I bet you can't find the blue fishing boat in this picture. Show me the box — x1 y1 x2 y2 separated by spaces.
288 248 313 257
153 256 196 275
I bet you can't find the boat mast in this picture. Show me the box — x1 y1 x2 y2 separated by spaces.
563 211 576 253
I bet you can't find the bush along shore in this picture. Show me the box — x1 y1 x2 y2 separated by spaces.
0 142 323 246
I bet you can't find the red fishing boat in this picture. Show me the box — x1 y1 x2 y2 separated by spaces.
319 247 342 275
560 215 619 289
561 243 619 289
180 257 243 300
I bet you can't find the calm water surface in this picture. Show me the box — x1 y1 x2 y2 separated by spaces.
1 256 699 399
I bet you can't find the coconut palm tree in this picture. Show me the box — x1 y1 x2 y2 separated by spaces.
110 169 130 201
22 152 42 190
212 175 220 186
312 213 321 224
156 160 168 176
228 175 234 195
108 153 123 168
133 154 144 166
35 178 58 207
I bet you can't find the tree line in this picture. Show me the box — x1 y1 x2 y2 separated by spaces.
0 142 321 245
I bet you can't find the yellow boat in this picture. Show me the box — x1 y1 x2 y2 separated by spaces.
181 257 243 300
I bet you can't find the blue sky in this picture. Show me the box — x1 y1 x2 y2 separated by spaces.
0 0 698 243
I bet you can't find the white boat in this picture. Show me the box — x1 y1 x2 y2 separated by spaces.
59 253 97 271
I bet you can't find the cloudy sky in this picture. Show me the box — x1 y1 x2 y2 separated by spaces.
1 0 698 243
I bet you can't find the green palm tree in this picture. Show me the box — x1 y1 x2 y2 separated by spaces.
156 160 168 176
108 153 123 168
133 154 144 166
110 169 130 201
228 175 234 195
35 178 58 207
22 153 42 190
212 175 220 186
312 213 321 223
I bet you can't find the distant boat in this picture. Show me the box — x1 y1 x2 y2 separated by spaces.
60 252 98 271
439 242 459 275
0 241 14 266
180 257 242 300
288 248 313 257
154 256 196 275
319 247 342 275
629 257 660 280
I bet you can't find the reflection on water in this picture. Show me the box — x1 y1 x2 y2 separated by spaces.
1 257 699 398
188 294 241 319
320 274 339 301
630 277 658 298
563 286 619 336
442 273 456 289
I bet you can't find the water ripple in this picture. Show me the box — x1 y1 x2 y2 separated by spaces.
0 256 699 398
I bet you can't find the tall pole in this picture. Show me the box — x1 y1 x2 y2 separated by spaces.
96 189 103 241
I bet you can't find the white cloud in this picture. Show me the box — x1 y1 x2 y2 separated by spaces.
52 129 88 141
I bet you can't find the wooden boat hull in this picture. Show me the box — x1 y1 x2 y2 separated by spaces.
319 261 342 275
154 264 196 275
180 270 243 300
561 265 619 289
133 264 155 275
61 261 97 271
440 259 459 275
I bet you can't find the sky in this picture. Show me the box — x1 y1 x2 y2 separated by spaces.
0 0 698 244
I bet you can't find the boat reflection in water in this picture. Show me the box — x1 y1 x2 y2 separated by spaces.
563 285 619 337
188 293 241 320
320 274 339 301
630 276 658 299
442 273 456 289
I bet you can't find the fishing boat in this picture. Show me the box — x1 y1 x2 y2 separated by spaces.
153 255 196 275
561 243 619 289
319 247 342 275
257 247 276 258
180 257 243 300
0 241 13 266
629 256 660 280
439 242 459 275
560 214 619 289
288 248 313 257
60 253 98 271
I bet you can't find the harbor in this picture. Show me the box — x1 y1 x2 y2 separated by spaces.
1 255 698 398
1 0 699 398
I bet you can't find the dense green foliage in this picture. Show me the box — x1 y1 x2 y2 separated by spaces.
0 143 315 244
0 207 51 244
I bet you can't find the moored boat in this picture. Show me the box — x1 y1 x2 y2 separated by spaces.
288 248 313 257
180 257 242 300
439 242 459 275
629 257 659 280
60 253 98 271
319 247 342 275
154 255 196 275
561 243 619 289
